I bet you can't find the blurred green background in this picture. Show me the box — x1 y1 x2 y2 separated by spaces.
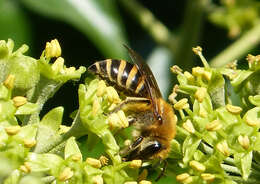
1 0 260 121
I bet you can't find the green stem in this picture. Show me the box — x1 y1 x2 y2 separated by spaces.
210 21 260 67
174 0 208 70
118 0 176 52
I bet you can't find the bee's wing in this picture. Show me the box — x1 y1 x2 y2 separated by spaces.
124 45 162 120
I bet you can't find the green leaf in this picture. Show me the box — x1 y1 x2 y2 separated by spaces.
21 0 128 58
14 124 37 141
182 135 201 165
234 152 252 180
27 152 64 175
40 106 64 132
0 0 32 49
64 137 82 161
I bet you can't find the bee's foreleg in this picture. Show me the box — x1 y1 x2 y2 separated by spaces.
109 97 150 114
155 159 167 181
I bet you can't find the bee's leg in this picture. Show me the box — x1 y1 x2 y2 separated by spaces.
109 97 150 114
155 159 167 181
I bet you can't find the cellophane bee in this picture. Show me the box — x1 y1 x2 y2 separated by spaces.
88 45 177 177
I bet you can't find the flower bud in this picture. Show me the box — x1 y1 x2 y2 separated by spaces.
192 46 202 55
201 173 215 182
45 39 61 58
129 160 142 168
174 98 188 110
3 74 15 89
66 67 76 74
97 80 107 97
5 125 21 135
170 65 183 74
202 71 212 81
184 71 194 82
71 153 82 161
23 139 37 148
51 57 64 73
192 67 204 77
20 162 31 173
86 158 102 168
59 167 74 181
106 86 121 104
92 175 103 184
168 92 177 104
117 110 129 128
238 135 250 150
12 96 27 107
189 160 206 172
139 180 152 184
216 140 230 156
226 104 242 115
92 97 101 116
183 120 195 134
124 182 137 184
195 87 207 103
176 173 192 183
206 120 222 131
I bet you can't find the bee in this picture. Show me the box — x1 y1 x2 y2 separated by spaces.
88 45 177 169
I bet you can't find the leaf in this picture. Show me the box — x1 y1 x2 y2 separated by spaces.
27 152 64 175
0 0 32 49
234 152 252 180
21 0 128 58
14 124 37 140
182 135 201 165
64 137 82 161
33 107 63 153
40 106 64 132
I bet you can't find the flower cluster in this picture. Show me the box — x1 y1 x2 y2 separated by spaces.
169 47 260 183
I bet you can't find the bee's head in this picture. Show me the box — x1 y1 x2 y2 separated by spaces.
122 136 163 161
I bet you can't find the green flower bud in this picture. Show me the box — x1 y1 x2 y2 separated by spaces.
12 96 27 107
174 98 189 110
86 158 102 168
201 173 215 182
59 167 74 181
129 160 142 168
45 39 61 58
3 74 15 89
92 175 103 184
189 160 206 172
176 173 192 183
5 125 21 135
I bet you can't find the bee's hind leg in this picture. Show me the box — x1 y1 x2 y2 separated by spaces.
109 97 150 114
154 159 167 181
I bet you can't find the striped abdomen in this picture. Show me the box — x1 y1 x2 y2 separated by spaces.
88 59 147 97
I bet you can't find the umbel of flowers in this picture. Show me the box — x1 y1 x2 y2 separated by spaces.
169 47 260 184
